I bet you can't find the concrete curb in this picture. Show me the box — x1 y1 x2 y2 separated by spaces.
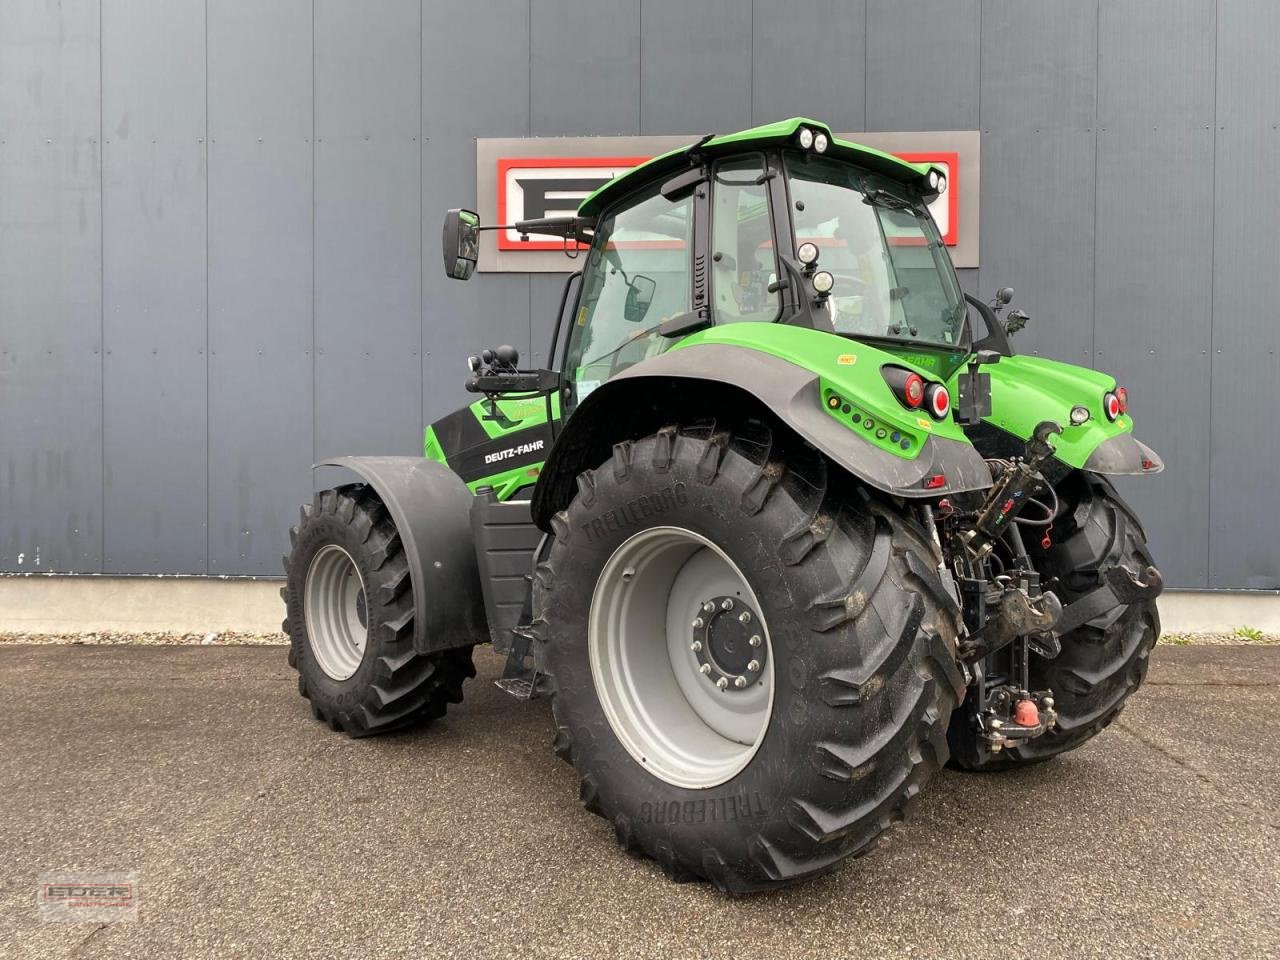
2 574 1278 636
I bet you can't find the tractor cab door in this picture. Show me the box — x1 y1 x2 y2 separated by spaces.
561 153 788 419
561 179 695 417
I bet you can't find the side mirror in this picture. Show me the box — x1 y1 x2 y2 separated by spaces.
624 275 657 323
442 208 479 281
995 286 1014 305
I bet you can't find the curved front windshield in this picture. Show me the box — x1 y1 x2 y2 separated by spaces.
785 151 966 349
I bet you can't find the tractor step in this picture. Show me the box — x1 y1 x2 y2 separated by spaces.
494 674 551 700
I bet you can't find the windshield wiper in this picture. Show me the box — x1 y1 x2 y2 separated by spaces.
861 188 912 211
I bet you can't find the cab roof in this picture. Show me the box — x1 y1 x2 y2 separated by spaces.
577 117 936 219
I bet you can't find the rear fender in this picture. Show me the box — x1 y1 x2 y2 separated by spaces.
531 344 992 530
319 456 487 653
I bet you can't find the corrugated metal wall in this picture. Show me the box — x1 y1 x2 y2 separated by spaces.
2 0 1277 588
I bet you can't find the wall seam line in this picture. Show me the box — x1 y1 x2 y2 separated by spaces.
1205 0 1220 587
99 0 106 573
310 0 317 492
1091 0 1100 366
419 0 425 440
204 0 211 573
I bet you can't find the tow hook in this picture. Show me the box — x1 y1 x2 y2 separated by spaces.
958 580 1062 663
1052 564 1164 637
982 688 1058 752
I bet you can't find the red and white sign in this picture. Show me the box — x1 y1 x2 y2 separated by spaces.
496 150 959 250
497 157 646 250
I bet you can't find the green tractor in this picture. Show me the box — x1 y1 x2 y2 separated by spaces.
282 118 1163 892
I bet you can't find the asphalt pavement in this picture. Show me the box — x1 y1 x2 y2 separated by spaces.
1 643 1275 959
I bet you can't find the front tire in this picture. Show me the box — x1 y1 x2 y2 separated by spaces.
535 422 965 892
283 484 474 738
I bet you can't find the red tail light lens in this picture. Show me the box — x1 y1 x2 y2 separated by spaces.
903 373 925 408
1115 386 1128 413
925 383 950 420
1103 391 1121 421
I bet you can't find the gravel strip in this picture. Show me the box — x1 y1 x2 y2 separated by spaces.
1 629 1274 646
1159 630 1277 646
0 630 288 645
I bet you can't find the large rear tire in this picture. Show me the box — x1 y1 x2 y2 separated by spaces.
283 484 474 738
948 473 1160 770
534 422 965 892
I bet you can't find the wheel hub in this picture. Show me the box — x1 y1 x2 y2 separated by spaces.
303 543 369 681
690 595 766 691
588 526 775 789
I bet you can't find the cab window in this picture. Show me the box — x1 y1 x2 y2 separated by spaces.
563 182 692 412
711 154 780 323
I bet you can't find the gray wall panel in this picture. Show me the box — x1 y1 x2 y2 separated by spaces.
531 0 640 137
866 0 979 131
314 0 422 460
314 139 423 458
641 0 752 135
100 0 207 573
977 1 1097 365
978 130 1095 366
0 0 102 573
0 0 100 138
979 1 1097 132
206 0 313 574
421 1 531 429
0 140 103 573
315 0 421 141
1094 0 1216 587
1207 0 1280 588
752 0 866 130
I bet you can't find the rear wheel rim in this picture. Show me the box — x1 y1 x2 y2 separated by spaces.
589 526 774 789
304 544 368 681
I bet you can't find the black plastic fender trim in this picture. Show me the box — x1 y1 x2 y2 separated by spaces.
317 456 487 653
531 343 992 530
1082 434 1165 475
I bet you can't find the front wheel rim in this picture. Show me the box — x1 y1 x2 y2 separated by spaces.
589 526 775 789
304 544 368 681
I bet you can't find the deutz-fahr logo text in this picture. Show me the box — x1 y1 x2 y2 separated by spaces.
484 439 545 465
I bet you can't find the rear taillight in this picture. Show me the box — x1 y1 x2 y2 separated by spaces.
1104 391 1122 421
882 366 942 413
925 383 950 420
903 373 924 408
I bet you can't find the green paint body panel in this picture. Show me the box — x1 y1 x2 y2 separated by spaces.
424 393 560 501
668 324 968 462
947 354 1130 469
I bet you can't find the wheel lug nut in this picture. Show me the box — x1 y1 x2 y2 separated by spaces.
749 635 762 647
700 664 712 675
716 677 728 689
702 601 716 614
734 676 747 688
738 611 752 624
721 598 734 611
747 659 760 672
691 617 704 629
690 640 702 653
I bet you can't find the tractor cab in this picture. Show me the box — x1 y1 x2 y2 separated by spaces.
443 118 965 418
557 121 966 414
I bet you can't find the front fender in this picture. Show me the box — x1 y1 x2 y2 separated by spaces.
318 456 487 653
531 343 991 530
962 354 1163 476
